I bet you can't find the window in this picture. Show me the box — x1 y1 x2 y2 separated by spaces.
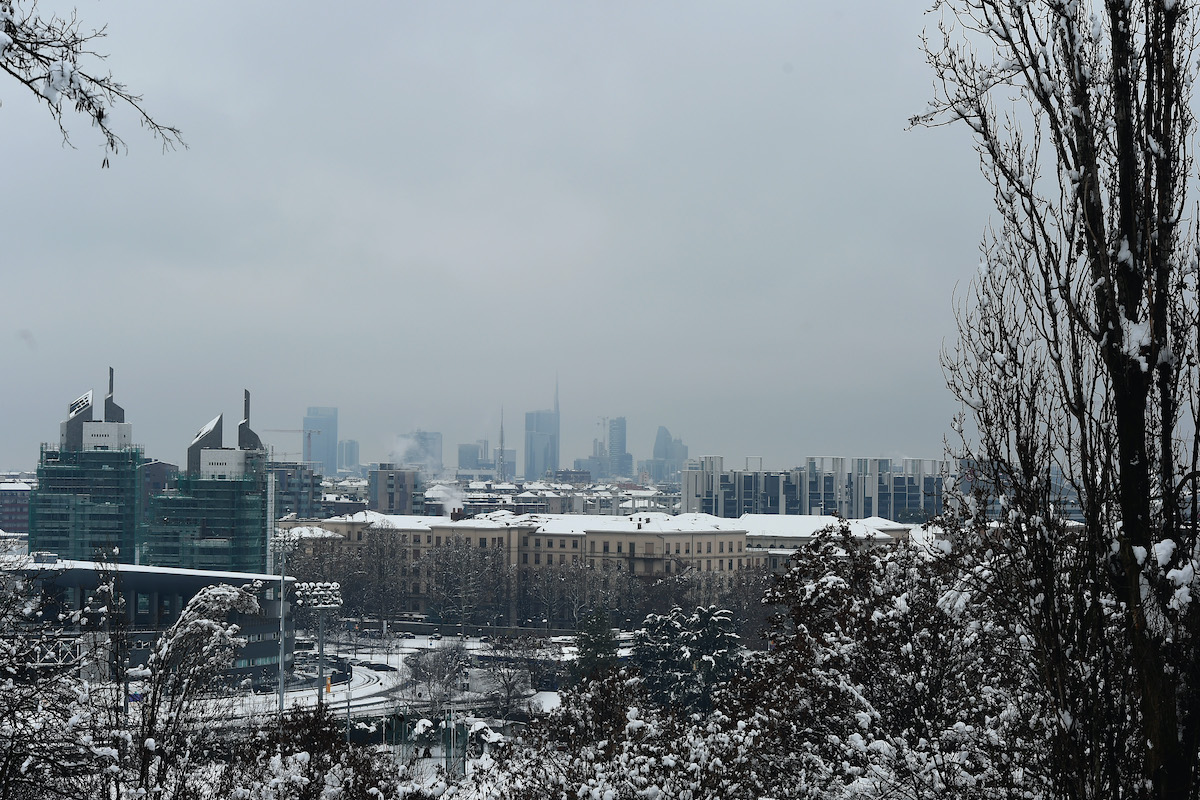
559 554 566 564
522 553 528 564
436 536 442 546
535 538 541 548
572 539 579 549
590 540 596 553
535 553 541 565
523 537 529 547
675 543 680 554
560 539 566 549
547 539 552 548
706 560 711 571
737 541 742 552
685 543 691 554
719 541 724 554
617 542 623 553
628 542 635 556
426 535 432 544
706 542 712 554
479 537 486 548
603 541 610 553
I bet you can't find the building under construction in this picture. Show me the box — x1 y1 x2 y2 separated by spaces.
29 369 144 562
140 391 270 573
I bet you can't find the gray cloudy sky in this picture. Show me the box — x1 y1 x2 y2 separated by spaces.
2 1 991 473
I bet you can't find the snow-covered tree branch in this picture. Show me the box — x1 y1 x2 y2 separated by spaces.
0 0 184 161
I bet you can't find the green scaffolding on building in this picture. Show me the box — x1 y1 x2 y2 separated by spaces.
29 444 145 562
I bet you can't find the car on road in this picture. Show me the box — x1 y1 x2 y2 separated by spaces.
429 633 443 640
399 632 416 640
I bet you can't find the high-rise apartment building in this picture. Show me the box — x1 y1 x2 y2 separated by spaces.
367 465 421 514
302 406 338 477
29 370 145 562
682 455 952 522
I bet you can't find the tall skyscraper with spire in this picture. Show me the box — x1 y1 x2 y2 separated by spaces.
524 383 561 481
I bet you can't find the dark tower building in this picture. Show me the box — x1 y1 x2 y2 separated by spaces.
29 369 143 562
142 391 269 573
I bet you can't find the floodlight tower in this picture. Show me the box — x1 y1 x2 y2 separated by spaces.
294 581 343 707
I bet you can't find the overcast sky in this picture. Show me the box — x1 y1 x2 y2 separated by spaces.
2 1 992 473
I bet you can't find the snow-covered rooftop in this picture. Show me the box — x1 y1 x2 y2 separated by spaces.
738 514 892 541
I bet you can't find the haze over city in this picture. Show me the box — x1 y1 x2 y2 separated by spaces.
2 2 989 472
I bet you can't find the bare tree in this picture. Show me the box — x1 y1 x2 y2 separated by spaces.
918 1 1200 796
419 534 506 629
480 636 537 718
1 1 184 160
407 643 469 716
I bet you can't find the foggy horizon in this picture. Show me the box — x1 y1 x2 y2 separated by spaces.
3 2 986 474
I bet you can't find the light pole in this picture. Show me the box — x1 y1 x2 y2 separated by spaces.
294 581 343 708
271 528 305 725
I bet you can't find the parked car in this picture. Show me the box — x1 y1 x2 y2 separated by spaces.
430 633 443 640
399 632 416 640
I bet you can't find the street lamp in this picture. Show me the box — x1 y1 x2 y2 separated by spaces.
294 581 343 707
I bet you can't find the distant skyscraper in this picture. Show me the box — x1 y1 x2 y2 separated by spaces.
458 443 483 470
525 410 559 480
644 425 689 483
608 417 632 478
303 407 338 477
524 383 560 481
338 439 360 473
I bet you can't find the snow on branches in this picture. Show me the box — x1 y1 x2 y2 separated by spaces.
0 0 183 160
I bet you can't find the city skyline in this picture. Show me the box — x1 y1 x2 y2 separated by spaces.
2 2 979 474
2 372 954 475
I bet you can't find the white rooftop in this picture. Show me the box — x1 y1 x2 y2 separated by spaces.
738 514 892 541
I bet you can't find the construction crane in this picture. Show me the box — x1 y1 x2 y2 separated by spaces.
263 429 321 463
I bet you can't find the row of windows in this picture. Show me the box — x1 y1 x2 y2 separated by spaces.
234 655 279 668
521 537 581 550
332 530 749 563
